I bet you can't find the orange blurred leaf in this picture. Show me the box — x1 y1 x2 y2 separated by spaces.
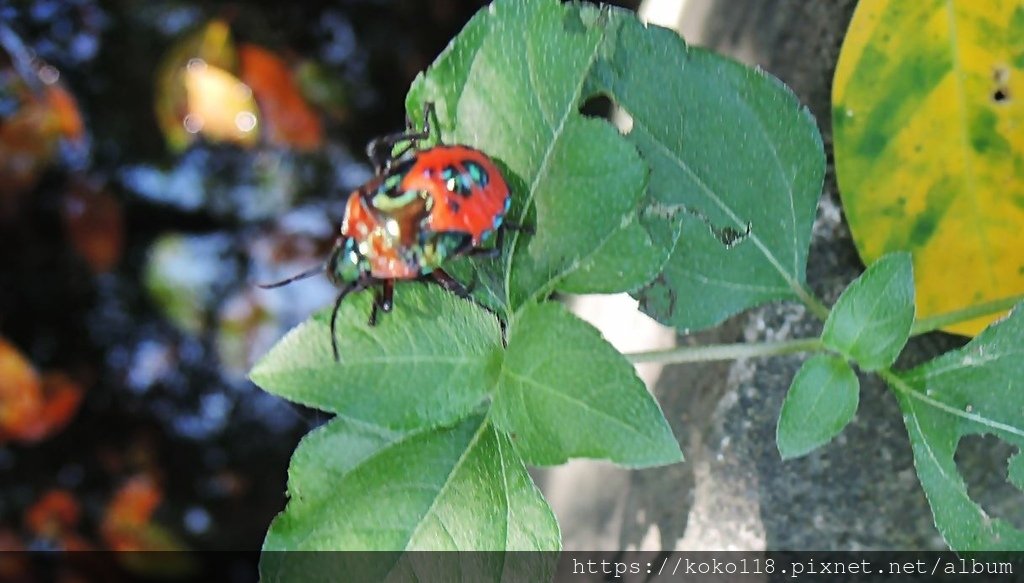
45 84 84 144
103 475 162 536
29 372 84 440
62 186 124 273
0 69 84 204
239 44 323 150
0 339 84 444
7 372 84 443
25 490 81 537
0 337 44 442
100 475 194 575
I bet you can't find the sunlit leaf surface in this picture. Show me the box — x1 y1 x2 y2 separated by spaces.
261 415 558 581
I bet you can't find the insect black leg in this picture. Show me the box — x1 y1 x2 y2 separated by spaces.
365 102 437 174
366 131 415 174
381 279 394 313
419 102 435 141
367 280 394 327
465 226 506 259
368 289 381 327
503 220 536 236
466 246 501 259
430 268 473 298
429 269 506 343
330 280 369 362
257 263 325 289
463 222 533 259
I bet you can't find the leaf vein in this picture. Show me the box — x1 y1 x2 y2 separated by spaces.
502 368 658 449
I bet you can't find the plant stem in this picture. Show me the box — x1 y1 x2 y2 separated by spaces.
795 285 831 321
626 337 822 364
624 293 1022 366
910 293 1024 336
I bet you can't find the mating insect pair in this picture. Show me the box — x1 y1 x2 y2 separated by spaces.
260 104 513 360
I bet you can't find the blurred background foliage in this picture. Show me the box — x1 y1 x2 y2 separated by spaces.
0 0 631 575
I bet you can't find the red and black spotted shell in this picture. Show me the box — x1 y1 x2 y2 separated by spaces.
395 145 510 246
337 145 511 280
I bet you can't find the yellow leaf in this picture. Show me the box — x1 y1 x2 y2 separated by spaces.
154 19 259 151
183 61 259 147
833 0 1024 335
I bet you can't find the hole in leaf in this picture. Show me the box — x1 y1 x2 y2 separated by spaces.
578 94 633 135
954 434 1024 530
579 94 613 118
992 66 1011 104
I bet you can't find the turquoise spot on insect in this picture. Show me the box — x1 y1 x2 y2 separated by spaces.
464 160 489 187
330 237 365 283
441 165 474 196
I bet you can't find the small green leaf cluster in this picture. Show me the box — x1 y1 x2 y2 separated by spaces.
778 252 915 459
775 252 1024 551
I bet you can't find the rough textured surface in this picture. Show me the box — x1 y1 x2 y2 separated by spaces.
541 0 1023 551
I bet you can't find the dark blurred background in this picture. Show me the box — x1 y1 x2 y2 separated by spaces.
0 0 631 573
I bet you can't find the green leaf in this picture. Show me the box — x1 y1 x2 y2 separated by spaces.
592 19 825 330
408 0 651 313
492 302 682 467
822 252 915 371
558 203 683 294
776 354 860 460
888 304 1024 551
260 414 559 580
249 285 502 430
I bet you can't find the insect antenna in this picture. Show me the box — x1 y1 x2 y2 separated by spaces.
257 264 326 289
